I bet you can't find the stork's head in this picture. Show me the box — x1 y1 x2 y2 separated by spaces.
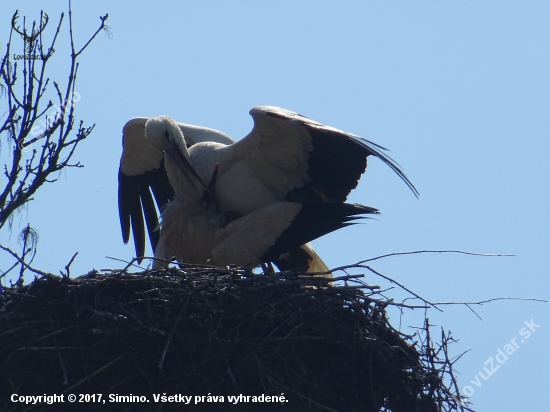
145 115 209 197
145 115 188 154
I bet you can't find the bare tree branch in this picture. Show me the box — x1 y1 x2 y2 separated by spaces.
0 2 109 278
0 243 51 280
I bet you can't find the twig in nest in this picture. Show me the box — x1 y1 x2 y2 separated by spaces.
60 251 78 278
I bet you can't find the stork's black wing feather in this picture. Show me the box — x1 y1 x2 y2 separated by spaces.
118 159 174 262
265 109 419 201
143 162 174 252
262 203 379 262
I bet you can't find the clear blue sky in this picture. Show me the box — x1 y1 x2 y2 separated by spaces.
1 1 549 410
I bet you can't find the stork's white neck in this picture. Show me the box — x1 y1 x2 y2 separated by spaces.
176 123 234 146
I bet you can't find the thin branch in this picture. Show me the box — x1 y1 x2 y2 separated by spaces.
75 14 109 56
0 243 50 278
354 249 514 265
433 297 547 305
363 264 442 311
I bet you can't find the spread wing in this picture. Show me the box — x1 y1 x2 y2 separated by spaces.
221 106 418 203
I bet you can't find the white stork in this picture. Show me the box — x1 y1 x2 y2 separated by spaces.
118 106 417 270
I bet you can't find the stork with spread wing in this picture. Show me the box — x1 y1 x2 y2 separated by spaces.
118 107 417 270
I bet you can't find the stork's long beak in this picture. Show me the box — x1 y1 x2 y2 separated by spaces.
165 144 210 196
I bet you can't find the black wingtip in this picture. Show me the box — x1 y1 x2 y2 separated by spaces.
358 137 419 198
263 202 379 262
263 106 419 199
118 159 175 264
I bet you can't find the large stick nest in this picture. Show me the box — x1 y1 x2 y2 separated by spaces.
0 266 469 411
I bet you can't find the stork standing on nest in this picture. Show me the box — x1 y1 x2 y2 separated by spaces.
118 107 418 270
